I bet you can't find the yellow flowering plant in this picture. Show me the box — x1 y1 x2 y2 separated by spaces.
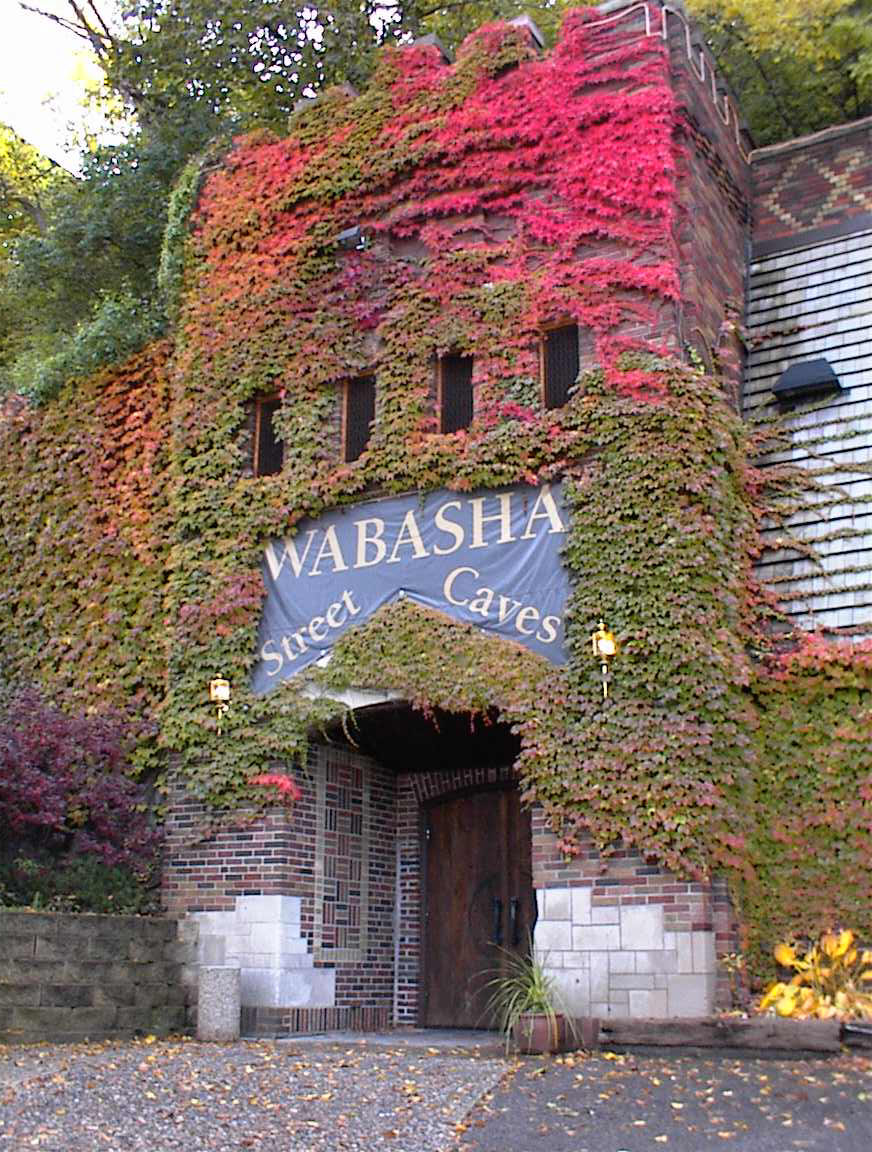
759 930 872 1020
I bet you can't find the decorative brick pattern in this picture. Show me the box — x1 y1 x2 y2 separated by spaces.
753 119 872 249
314 748 370 963
163 743 396 1025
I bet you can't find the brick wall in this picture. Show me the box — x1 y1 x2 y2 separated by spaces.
0 910 192 1043
665 3 752 398
163 743 396 1024
752 117 872 252
532 809 737 1017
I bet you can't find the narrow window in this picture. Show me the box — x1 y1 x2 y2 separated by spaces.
253 393 283 476
542 323 579 409
344 377 376 462
439 354 474 433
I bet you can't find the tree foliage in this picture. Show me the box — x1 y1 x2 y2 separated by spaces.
690 0 872 146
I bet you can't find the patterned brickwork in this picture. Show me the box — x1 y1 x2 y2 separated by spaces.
163 743 396 1019
753 118 872 249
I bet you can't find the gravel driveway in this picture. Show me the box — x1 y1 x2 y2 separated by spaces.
0 1038 505 1152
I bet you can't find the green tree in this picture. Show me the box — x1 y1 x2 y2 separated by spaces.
690 0 872 145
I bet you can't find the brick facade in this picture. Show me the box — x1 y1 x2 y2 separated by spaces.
752 117 872 252
162 1 843 1030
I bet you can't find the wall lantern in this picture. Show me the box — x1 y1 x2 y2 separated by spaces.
591 620 618 700
210 677 231 732
335 225 369 252
773 358 843 407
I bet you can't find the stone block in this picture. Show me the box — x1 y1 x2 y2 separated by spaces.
548 968 590 1017
663 931 676 950
66 1006 119 1036
589 952 609 1001
692 931 716 974
40 984 94 1009
248 923 309 956
535 920 572 953
591 905 620 924
1 911 56 935
33 936 67 961
164 940 196 965
543 888 571 921
200 935 227 965
93 982 137 1008
536 889 546 919
667 974 714 1018
150 1005 186 1036
0 934 36 961
127 938 156 964
176 918 200 945
636 949 678 975
562 951 589 969
198 966 241 1042
135 983 169 1009
116 1006 157 1033
611 973 655 990
608 952 636 974
572 924 620 951
11 1005 72 1034
629 989 668 1018
676 932 694 973
142 919 175 944
235 895 301 925
570 888 592 925
0 982 40 1007
239 966 335 1009
620 905 664 951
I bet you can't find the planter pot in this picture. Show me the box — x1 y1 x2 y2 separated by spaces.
512 1012 567 1054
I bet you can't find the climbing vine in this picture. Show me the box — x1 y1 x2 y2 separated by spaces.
1 10 870 979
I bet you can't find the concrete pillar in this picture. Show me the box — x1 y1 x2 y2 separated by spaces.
197 965 241 1042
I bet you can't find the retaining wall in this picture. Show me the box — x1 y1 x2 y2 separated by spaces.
0 909 195 1043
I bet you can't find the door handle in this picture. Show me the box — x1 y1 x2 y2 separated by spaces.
510 898 519 947
491 898 503 946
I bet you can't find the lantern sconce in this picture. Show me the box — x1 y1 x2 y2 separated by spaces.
591 620 618 700
210 677 231 733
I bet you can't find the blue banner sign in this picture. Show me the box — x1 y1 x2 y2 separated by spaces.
251 484 570 693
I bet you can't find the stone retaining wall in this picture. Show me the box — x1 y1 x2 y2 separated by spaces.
0 910 195 1043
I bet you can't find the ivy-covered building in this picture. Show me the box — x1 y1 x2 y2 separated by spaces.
2 0 872 1034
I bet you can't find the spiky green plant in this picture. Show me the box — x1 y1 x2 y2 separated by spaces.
483 946 573 1053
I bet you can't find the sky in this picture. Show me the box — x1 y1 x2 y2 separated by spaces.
0 0 106 169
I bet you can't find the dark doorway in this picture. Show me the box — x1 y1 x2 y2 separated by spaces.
423 785 534 1028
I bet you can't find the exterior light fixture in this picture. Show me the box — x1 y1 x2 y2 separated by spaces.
336 225 369 252
591 620 618 700
773 358 842 406
210 677 231 732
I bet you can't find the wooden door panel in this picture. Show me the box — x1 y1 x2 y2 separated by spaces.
424 786 532 1029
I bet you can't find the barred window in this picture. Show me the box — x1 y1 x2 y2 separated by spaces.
542 324 579 409
344 377 376 462
253 393 283 476
439 354 474 433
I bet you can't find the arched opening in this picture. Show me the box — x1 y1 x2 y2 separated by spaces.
323 701 534 1029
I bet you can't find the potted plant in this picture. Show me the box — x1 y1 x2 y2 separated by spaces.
484 946 575 1054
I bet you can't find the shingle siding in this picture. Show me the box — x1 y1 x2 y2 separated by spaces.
744 226 872 632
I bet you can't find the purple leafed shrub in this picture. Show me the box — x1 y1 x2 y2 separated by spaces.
0 686 161 909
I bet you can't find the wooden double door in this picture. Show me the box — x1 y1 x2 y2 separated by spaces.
423 785 534 1028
